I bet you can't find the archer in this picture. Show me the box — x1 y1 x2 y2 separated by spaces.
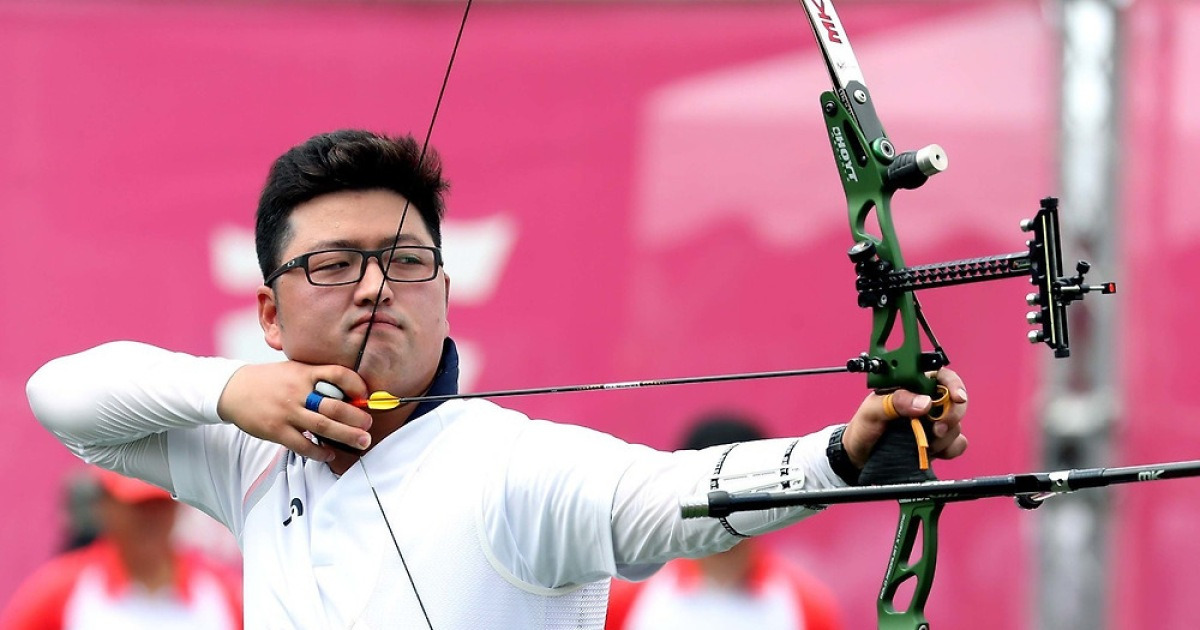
27 129 969 628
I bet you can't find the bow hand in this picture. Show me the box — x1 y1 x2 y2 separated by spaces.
845 372 968 485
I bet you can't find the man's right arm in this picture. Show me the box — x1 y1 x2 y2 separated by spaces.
29 340 376 478
26 341 246 490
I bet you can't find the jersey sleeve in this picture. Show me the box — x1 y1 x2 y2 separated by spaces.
28 341 243 489
604 425 844 583
479 419 646 590
166 422 284 540
480 419 847 590
26 340 278 536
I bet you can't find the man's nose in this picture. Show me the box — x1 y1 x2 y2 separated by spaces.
361 253 390 281
355 256 394 301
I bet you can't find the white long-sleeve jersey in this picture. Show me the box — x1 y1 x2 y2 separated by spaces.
28 341 847 629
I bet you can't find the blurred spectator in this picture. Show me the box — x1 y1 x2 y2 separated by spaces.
606 412 843 630
0 469 242 629
60 470 103 552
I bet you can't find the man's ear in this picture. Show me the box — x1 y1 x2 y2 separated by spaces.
257 286 284 351
442 271 451 334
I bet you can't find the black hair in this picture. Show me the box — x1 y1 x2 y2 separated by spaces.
680 412 766 450
255 129 448 280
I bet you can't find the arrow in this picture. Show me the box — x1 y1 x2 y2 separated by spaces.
351 364 852 410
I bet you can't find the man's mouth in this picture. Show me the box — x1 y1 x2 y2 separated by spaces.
352 314 401 330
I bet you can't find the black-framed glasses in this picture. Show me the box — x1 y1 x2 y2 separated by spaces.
265 245 443 287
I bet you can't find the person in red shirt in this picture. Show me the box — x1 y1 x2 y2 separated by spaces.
606 414 843 630
0 469 242 630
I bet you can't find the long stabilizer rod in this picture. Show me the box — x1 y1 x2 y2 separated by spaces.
681 459 1200 519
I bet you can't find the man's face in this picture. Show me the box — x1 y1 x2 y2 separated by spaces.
257 189 450 396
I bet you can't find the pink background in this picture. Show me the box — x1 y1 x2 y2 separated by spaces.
2 1 1198 628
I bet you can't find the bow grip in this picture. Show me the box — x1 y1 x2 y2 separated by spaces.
858 385 949 486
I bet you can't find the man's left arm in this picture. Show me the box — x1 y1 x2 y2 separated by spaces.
607 368 967 575
482 370 967 590
481 422 841 590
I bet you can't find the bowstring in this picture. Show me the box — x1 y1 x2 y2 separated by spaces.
354 0 474 374
352 3 475 629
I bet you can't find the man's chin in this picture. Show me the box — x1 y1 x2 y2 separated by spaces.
356 357 405 390
285 348 356 370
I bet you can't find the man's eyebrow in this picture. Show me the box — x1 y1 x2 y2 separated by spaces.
308 234 429 250
309 239 359 250
388 234 426 246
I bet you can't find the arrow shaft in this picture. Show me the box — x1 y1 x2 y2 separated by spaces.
357 365 851 408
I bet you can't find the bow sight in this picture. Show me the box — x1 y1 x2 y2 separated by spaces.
848 196 1117 365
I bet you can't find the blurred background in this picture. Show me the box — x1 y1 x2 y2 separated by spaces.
2 0 1197 628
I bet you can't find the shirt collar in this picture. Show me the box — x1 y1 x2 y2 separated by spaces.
410 337 459 421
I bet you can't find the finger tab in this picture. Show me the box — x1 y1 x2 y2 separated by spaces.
314 381 346 400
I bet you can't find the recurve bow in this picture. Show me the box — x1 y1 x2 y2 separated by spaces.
683 2 1120 629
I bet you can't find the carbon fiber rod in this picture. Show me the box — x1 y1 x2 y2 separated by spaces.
377 364 852 406
681 459 1200 519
